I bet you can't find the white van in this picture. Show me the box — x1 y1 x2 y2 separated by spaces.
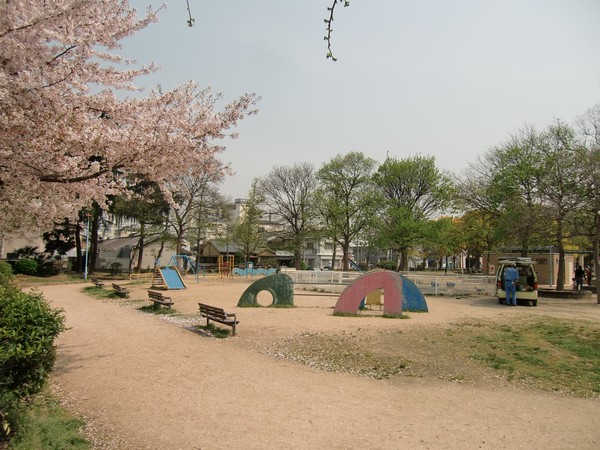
495 257 538 306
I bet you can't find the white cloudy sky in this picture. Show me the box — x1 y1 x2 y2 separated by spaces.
123 0 600 198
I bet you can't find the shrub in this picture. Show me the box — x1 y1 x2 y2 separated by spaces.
0 286 66 439
13 259 38 276
376 260 397 271
0 261 13 287
109 262 122 276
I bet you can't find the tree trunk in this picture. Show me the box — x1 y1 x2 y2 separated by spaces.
590 235 600 303
294 249 301 269
88 204 101 275
75 224 82 273
342 242 350 271
135 232 145 273
556 224 566 290
399 251 408 271
331 241 337 270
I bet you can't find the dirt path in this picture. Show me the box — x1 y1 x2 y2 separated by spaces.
43 280 600 450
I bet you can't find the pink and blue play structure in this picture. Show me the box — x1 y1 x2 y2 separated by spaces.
334 269 428 315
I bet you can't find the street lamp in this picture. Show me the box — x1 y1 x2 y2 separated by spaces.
84 213 91 280
549 245 553 288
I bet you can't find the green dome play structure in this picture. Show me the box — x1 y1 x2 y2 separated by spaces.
237 273 294 307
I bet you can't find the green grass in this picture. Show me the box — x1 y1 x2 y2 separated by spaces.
137 304 177 315
267 317 600 397
191 323 231 338
464 318 600 396
7 389 90 450
81 285 120 300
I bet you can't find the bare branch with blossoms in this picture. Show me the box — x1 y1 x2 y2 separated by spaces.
0 1 258 232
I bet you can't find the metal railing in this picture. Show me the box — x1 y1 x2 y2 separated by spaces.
281 269 496 296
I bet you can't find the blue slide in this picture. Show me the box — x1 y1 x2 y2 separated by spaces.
161 267 186 290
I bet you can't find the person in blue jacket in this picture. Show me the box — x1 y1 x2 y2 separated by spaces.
504 263 519 306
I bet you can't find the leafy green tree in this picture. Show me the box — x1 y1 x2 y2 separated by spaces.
111 179 170 273
315 152 379 271
456 209 502 274
373 155 453 270
533 121 587 289
425 217 464 273
484 127 548 254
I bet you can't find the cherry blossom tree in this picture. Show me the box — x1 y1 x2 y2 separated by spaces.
0 0 257 232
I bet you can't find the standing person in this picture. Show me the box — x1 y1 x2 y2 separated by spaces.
504 263 519 306
574 265 585 290
585 266 592 286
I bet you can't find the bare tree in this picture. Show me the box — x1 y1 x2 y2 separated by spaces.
232 179 266 267
164 162 227 259
258 163 318 269
577 105 600 302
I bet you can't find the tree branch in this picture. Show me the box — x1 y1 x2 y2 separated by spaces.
186 0 195 27
324 0 350 61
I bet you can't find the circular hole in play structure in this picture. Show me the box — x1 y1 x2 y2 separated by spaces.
256 290 274 307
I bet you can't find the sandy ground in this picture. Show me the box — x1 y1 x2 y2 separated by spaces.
40 277 600 450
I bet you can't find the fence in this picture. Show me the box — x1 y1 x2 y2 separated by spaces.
281 268 497 296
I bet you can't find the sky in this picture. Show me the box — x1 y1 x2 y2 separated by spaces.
123 0 600 199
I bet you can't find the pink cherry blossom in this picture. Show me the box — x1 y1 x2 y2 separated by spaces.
0 1 258 232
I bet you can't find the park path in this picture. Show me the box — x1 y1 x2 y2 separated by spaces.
42 283 600 450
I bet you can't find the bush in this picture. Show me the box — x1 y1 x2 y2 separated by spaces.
0 261 13 287
13 259 38 276
0 286 66 440
376 260 397 271
109 262 122 276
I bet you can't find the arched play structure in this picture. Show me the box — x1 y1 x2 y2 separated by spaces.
152 255 198 290
237 273 294 307
334 269 428 315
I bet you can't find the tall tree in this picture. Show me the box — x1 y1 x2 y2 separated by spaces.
315 152 379 271
484 127 549 254
111 179 170 273
163 163 227 258
453 162 506 274
258 163 317 269
534 121 587 289
577 105 600 301
373 155 453 270
232 180 266 268
0 1 257 232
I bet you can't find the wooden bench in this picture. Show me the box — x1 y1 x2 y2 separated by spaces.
112 283 129 298
148 290 173 309
198 303 239 336
91 277 104 288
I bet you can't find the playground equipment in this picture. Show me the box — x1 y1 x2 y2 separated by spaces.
233 267 277 277
152 265 186 290
152 255 199 290
238 273 294 307
334 269 428 315
218 255 235 279
167 255 199 284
